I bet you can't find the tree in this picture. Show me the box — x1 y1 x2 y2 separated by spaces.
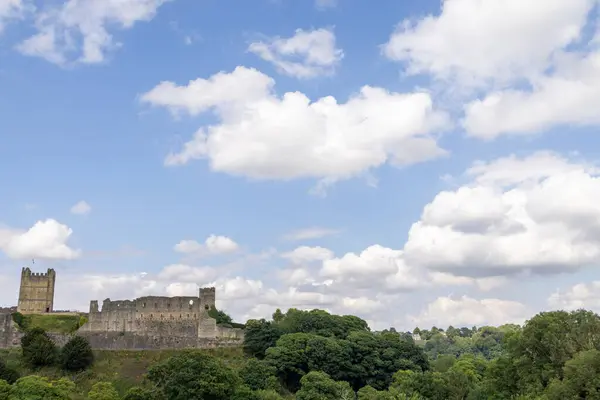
239 359 280 391
60 335 94 371
0 359 19 384
296 371 354 400
21 328 57 368
88 382 120 400
272 309 284 323
10 376 74 400
147 352 240 400
244 319 283 359
208 307 233 325
231 385 261 400
545 349 600 399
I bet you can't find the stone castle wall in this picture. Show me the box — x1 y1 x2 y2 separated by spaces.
18 268 56 314
77 287 244 349
2 273 244 350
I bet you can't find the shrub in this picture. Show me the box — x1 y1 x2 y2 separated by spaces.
88 382 119 400
0 359 19 384
11 312 28 330
60 336 94 372
21 328 57 368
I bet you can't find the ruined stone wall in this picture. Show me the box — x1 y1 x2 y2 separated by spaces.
18 268 56 314
78 288 244 349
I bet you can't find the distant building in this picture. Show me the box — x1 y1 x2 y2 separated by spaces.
17 267 56 314
412 333 422 341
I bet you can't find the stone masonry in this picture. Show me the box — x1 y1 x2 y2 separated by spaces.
1 268 244 350
17 267 56 314
78 287 244 349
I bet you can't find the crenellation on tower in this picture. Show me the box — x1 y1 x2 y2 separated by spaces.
17 267 56 314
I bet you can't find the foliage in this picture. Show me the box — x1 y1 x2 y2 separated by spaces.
0 359 19 384
208 306 233 325
265 329 429 392
10 376 74 400
11 313 28 331
239 358 280 391
122 386 162 400
87 382 120 400
244 319 284 359
295 371 354 400
147 351 240 400
60 335 94 372
0 380 10 400
21 328 57 368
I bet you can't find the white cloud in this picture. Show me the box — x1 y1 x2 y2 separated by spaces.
141 66 449 190
281 246 334 264
403 151 600 277
0 0 29 33
174 235 239 256
70 200 91 215
462 51 600 138
157 264 217 283
548 281 600 311
382 0 595 88
282 227 341 241
16 0 173 65
409 295 529 328
248 28 343 78
0 219 81 260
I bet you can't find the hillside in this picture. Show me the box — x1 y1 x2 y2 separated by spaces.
0 347 247 399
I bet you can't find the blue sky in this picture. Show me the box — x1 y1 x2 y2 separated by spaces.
1 0 600 330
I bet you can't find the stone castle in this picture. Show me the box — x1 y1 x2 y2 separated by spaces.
1 268 244 350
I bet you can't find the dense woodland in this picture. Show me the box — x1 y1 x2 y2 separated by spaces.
1 307 600 399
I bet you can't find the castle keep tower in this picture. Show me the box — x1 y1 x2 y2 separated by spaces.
17 267 56 313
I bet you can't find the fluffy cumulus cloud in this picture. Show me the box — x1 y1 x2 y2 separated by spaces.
141 66 449 190
548 281 600 311
383 0 600 138
403 151 600 277
16 0 173 65
0 219 81 260
383 0 594 87
174 234 239 256
70 200 91 215
248 28 343 78
462 50 600 138
281 246 334 264
409 295 529 328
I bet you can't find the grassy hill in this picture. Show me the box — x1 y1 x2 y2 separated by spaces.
0 347 246 399
23 313 84 334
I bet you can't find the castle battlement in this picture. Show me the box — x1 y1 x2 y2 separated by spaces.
79 286 243 347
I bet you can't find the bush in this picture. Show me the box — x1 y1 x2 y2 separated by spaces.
11 312 29 330
0 359 19 384
0 380 9 400
61 336 94 372
21 328 57 368
88 382 119 400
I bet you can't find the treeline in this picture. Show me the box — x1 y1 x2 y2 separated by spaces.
2 307 600 399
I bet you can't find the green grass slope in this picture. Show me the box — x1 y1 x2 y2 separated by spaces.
0 347 246 399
